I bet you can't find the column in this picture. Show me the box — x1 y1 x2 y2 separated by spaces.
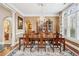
77 12 79 40
67 16 70 38
11 11 16 47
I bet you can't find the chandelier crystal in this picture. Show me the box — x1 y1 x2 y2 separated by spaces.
39 3 45 24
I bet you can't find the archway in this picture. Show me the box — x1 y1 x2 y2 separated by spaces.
3 17 12 45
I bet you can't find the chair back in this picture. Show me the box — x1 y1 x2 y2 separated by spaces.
53 33 56 38
48 32 53 38
53 32 62 44
56 32 60 38
42 32 46 38
23 33 29 44
39 32 44 47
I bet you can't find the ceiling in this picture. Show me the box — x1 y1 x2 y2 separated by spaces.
9 3 71 16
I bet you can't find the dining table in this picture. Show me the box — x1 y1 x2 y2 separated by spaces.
19 33 65 51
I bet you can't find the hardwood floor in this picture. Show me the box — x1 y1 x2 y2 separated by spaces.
0 44 18 56
0 47 12 56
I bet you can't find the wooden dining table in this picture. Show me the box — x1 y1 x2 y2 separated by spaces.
19 34 65 51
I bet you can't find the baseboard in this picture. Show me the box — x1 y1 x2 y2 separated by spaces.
65 39 79 56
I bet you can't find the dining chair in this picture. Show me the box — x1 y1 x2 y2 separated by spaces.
52 33 62 52
38 32 46 52
23 33 32 51
29 31 36 49
48 32 53 43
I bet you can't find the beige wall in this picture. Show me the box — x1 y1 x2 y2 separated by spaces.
24 16 59 33
24 16 39 32
0 5 12 44
45 16 59 33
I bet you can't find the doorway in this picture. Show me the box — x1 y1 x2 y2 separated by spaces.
3 17 12 46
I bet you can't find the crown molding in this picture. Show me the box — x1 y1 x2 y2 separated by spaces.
23 13 59 16
59 3 72 13
5 3 24 16
0 3 14 12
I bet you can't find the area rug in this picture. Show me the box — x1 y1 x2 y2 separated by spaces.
7 45 75 56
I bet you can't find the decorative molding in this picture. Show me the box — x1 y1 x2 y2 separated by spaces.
0 3 15 13
5 3 24 16
23 14 59 17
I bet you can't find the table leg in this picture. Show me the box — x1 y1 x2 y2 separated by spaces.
63 39 65 51
19 38 21 50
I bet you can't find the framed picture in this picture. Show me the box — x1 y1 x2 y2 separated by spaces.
18 16 23 29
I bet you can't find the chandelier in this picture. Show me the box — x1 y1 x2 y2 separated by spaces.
38 3 46 25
